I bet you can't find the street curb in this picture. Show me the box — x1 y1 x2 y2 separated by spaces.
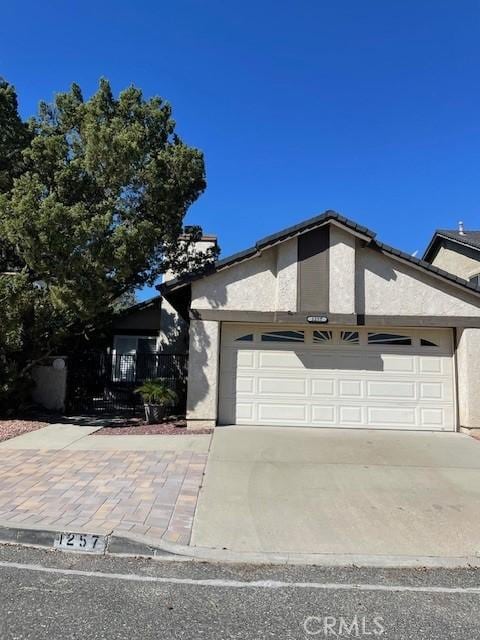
0 522 480 568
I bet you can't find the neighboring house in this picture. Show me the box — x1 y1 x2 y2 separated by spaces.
160 210 480 433
423 223 480 287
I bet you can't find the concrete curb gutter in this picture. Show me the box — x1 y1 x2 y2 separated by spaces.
1 522 480 568
120 532 480 569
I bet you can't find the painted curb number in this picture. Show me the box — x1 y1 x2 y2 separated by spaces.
54 532 107 554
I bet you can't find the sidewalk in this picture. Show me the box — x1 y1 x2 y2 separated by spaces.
0 424 210 546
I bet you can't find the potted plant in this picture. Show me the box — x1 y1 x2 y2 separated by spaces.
135 379 178 424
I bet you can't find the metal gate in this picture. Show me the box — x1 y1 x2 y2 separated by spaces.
66 352 188 416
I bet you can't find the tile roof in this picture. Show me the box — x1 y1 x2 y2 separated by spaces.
113 294 161 317
423 229 480 262
159 211 480 298
433 229 480 251
159 211 373 292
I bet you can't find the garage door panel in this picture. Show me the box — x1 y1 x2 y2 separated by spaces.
258 377 307 395
339 406 363 424
311 379 335 396
219 326 455 431
380 355 415 373
339 379 363 397
237 351 255 368
420 408 445 427
419 381 449 400
307 354 383 371
258 403 307 422
236 377 255 394
258 351 305 369
367 406 417 426
311 405 336 424
236 403 254 420
367 380 416 399
419 357 443 374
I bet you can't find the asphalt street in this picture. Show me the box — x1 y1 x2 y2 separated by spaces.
0 545 479 639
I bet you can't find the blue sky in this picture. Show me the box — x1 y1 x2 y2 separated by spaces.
2 1 479 300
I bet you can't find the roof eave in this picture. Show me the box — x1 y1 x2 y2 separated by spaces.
423 231 480 262
422 232 442 262
113 295 162 318
159 215 480 303
159 210 376 295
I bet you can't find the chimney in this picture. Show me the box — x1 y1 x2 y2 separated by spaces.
458 221 465 235
163 233 218 283
184 234 218 254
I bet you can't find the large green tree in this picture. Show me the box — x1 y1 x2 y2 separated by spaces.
0 78 216 412
0 78 31 192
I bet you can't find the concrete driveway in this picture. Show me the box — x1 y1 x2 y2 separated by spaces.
191 426 480 559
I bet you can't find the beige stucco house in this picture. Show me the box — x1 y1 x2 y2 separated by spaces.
423 224 480 286
160 211 480 434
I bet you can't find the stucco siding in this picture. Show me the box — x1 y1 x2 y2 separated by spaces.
186 320 220 429
191 247 278 311
159 299 188 354
456 328 480 429
357 248 480 317
431 245 480 281
329 225 356 314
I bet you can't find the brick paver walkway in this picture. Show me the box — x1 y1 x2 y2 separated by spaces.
0 448 207 545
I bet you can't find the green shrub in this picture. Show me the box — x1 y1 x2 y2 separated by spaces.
135 379 178 406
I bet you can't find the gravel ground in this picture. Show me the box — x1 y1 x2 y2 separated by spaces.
0 419 50 442
93 421 213 435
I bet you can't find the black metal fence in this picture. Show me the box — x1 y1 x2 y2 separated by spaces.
66 352 188 416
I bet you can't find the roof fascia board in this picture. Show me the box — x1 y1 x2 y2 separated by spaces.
113 295 161 317
437 233 480 254
216 249 261 271
160 213 480 300
423 232 480 262
422 234 442 262
328 219 373 242
213 217 373 277
218 215 374 269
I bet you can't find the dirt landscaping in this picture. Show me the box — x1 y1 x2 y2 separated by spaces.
0 415 213 439
0 419 50 443
92 420 213 435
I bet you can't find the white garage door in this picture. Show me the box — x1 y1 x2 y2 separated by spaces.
218 325 455 431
